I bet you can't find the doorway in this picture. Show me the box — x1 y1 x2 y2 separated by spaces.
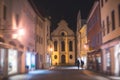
61 55 66 64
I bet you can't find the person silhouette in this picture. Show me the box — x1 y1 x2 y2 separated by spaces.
76 59 80 69
81 60 84 69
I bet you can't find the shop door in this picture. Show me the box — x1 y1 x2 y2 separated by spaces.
0 48 5 74
61 55 65 64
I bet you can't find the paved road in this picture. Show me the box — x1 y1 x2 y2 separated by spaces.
6 66 111 80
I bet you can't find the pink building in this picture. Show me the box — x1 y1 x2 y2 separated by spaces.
0 0 37 78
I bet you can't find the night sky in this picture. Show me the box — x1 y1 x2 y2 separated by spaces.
33 0 95 32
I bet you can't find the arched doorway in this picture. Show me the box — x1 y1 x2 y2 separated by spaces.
61 55 66 64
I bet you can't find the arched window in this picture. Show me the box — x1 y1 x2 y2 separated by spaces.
69 55 73 59
61 41 65 51
54 41 57 51
54 55 57 59
69 41 73 51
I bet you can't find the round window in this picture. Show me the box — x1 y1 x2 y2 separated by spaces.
70 55 73 59
54 55 57 59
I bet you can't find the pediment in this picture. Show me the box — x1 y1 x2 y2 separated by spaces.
51 20 74 36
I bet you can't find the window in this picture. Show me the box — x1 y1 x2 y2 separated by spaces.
118 4 120 26
101 0 103 7
61 32 65 36
106 51 111 67
111 10 115 30
54 41 57 51
69 41 73 51
3 5 7 20
105 0 108 2
54 55 57 59
102 21 105 36
0 49 5 74
61 41 65 51
69 55 73 59
16 14 19 26
106 16 110 33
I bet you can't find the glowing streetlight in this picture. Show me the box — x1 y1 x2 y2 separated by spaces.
12 28 25 39
18 28 25 36
49 47 53 52
12 34 18 39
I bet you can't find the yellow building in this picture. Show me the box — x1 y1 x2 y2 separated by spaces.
51 20 75 66
79 24 87 68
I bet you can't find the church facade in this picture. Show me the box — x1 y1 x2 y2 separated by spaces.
51 20 75 65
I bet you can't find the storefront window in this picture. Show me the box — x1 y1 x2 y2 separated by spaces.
26 52 31 70
31 54 35 69
8 49 18 75
0 48 5 74
26 52 36 70
106 52 110 67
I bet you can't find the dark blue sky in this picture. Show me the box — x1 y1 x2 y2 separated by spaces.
33 0 95 32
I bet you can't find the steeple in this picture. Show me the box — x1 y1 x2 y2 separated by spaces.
77 10 82 32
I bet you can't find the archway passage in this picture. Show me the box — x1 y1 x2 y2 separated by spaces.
61 55 66 64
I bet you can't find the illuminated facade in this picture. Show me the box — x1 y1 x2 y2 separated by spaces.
30 0 51 69
44 18 51 68
0 0 37 78
76 10 82 59
100 0 120 76
35 16 51 69
51 20 75 65
76 10 87 68
35 15 45 69
79 24 87 69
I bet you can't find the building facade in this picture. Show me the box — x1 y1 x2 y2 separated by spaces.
76 10 82 59
0 0 37 78
100 0 120 76
87 1 102 72
51 20 75 65
79 24 87 69
76 10 86 60
29 0 51 69
44 18 51 68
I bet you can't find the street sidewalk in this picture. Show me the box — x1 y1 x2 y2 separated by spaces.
86 70 120 80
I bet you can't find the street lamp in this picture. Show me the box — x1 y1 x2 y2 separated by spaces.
12 28 25 39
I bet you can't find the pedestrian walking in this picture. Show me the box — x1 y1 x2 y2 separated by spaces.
76 59 80 69
81 60 84 69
